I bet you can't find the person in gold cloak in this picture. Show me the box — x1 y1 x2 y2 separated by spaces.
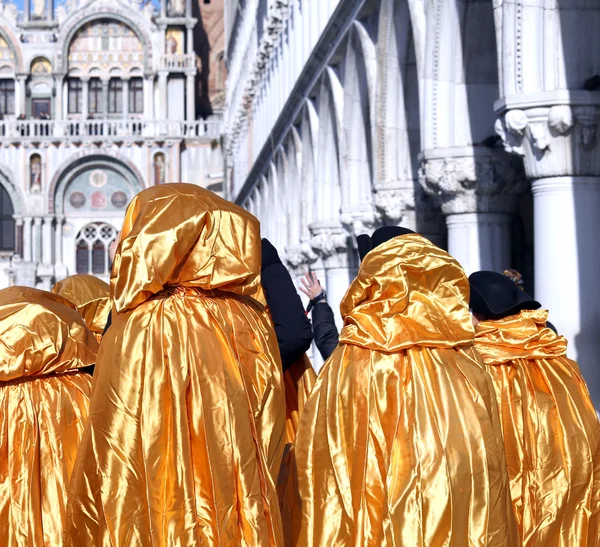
469 271 600 547
291 227 518 546
0 286 98 546
52 274 111 343
65 183 286 546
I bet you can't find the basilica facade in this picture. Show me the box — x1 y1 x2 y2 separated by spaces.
0 0 223 288
223 0 600 404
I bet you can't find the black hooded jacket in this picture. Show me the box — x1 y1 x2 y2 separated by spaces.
261 238 313 371
311 300 339 361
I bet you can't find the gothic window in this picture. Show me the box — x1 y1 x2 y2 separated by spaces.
68 78 83 114
89 78 102 114
108 79 123 114
129 77 143 114
75 222 117 275
0 80 15 116
0 185 14 252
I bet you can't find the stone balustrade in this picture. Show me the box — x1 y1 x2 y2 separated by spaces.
0 117 222 143
159 53 196 71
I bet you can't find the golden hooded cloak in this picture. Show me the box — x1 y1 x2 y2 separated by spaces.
474 310 600 547
65 183 286 547
291 234 518 546
52 274 111 342
0 286 98 546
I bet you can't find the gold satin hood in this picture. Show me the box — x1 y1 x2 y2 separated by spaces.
474 309 600 547
66 184 286 547
292 234 517 546
52 274 111 337
340 233 474 351
0 286 98 381
113 182 262 312
0 286 97 546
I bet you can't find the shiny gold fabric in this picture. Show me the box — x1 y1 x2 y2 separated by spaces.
52 274 111 342
474 310 600 547
292 234 518 546
66 183 286 546
0 286 97 546
284 354 317 445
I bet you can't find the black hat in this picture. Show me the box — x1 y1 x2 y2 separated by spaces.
357 226 415 261
469 271 541 320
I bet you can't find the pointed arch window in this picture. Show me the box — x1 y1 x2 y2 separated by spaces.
75 222 116 276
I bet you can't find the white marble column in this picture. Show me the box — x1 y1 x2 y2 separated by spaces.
158 71 168 120
14 215 23 257
102 79 109 118
46 0 54 22
54 215 63 264
42 216 53 264
160 0 167 19
24 0 30 23
32 216 42 263
446 213 512 275
144 76 154 118
186 72 195 121
81 78 89 118
54 75 64 120
16 75 27 117
122 78 129 117
23 216 32 261
420 147 526 274
496 95 600 408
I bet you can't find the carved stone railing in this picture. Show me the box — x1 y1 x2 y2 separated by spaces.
159 53 196 71
0 117 222 143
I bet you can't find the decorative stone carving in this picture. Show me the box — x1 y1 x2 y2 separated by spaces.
309 222 350 269
495 94 600 179
340 207 377 238
373 185 415 225
419 148 527 215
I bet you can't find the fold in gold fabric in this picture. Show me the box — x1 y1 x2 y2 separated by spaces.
292 234 518 546
66 184 286 546
474 310 600 547
0 286 97 546
52 274 111 342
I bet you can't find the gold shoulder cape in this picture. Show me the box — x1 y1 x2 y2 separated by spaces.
52 274 111 342
66 183 286 547
0 286 98 546
292 234 517 546
474 310 600 547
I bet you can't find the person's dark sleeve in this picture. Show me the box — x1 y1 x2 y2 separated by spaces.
261 239 313 371
311 300 339 361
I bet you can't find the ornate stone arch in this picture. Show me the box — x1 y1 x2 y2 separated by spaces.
341 21 377 217
300 100 319 240
314 67 344 225
56 6 155 75
0 25 24 73
373 0 422 226
0 163 25 216
49 151 145 215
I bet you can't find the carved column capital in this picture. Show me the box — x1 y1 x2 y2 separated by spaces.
309 222 350 269
373 183 415 225
495 91 600 179
418 147 527 215
340 207 377 238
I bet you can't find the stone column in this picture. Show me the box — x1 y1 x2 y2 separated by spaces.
186 72 195 121
102 78 109 118
309 222 352 332
14 215 23 257
23 216 32 262
496 95 600 407
24 0 30 23
46 0 54 21
42 216 53 264
160 0 167 19
122 77 130 117
16 75 27 117
420 147 526 275
54 215 67 280
32 216 42 263
144 76 155 119
54 74 64 121
81 77 89 118
158 70 168 121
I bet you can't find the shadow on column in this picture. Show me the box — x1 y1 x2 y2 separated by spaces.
458 0 530 277
192 0 213 119
557 1 600 407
